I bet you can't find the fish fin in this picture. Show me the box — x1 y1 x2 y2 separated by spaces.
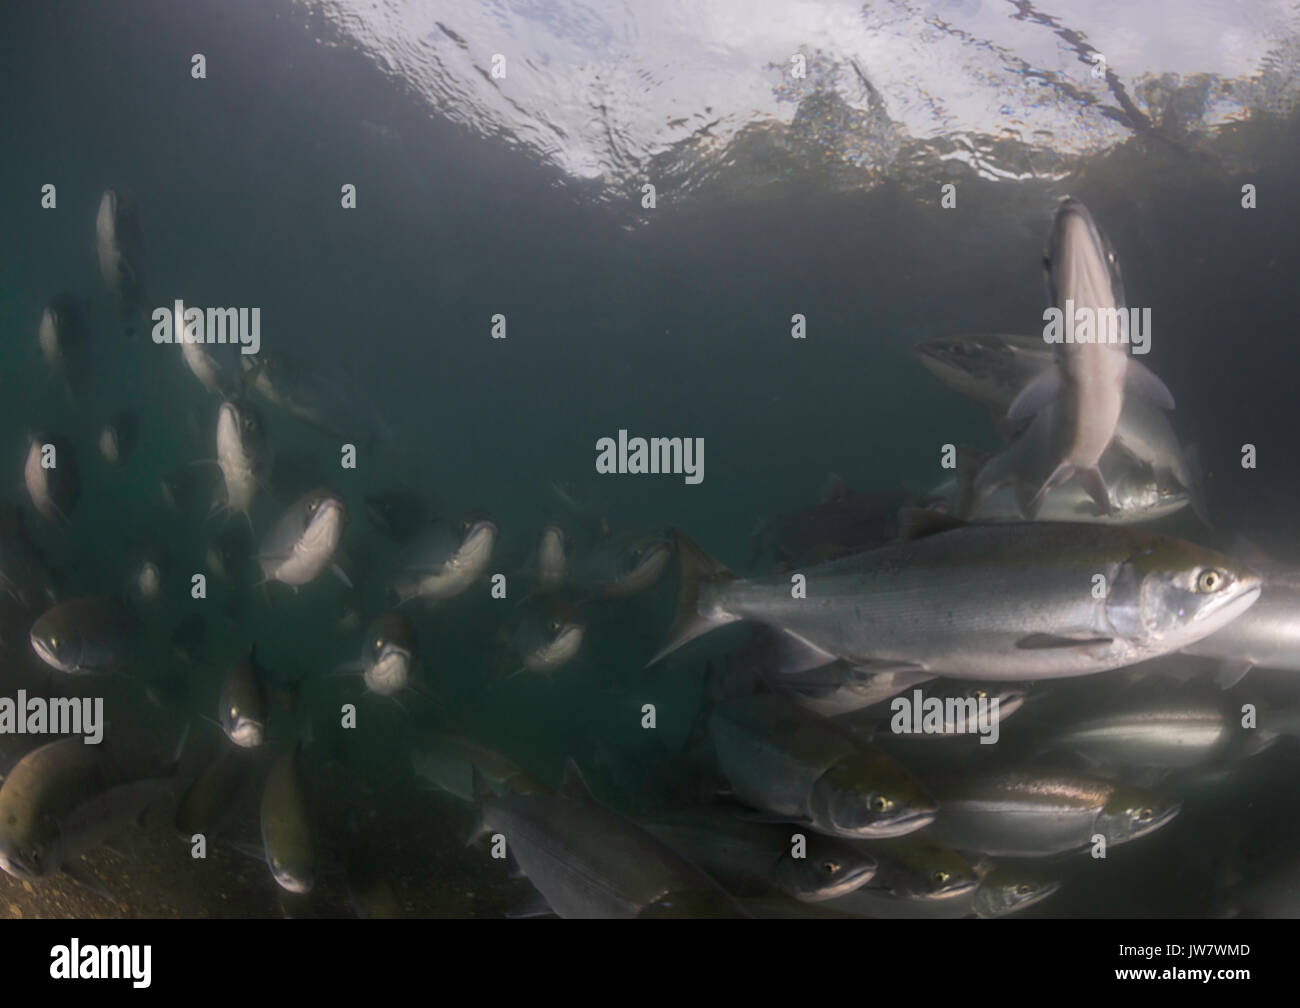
1006 366 1061 422
559 759 594 801
1214 661 1253 690
1124 358 1176 410
1024 460 1075 518
61 859 116 903
1015 633 1114 650
331 563 353 589
505 889 555 919
1181 444 1211 527
1074 466 1112 516
645 529 737 667
896 507 967 541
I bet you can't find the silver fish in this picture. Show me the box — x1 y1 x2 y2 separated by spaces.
388 516 496 604
258 489 347 588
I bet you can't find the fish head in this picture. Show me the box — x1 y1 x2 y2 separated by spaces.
297 489 347 554
1106 539 1262 647
0 809 59 882
29 612 84 674
364 645 412 696
1046 197 1124 311
457 518 498 565
222 700 265 748
972 874 1062 917
771 840 877 902
1095 785 1180 846
269 854 315 895
217 398 267 467
810 757 937 839
888 838 981 900
518 599 584 671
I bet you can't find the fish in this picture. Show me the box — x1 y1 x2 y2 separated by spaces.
173 300 239 396
0 735 178 890
651 517 1262 682
97 409 138 467
836 679 1028 740
409 732 550 801
510 594 584 675
257 488 348 588
470 760 747 918
29 595 139 675
24 433 79 525
364 489 433 543
1183 565 1300 684
536 524 568 588
969 862 1062 918
928 769 1180 858
260 746 317 894
641 806 878 901
709 694 937 839
240 350 383 443
95 188 146 318
572 528 673 599
387 514 496 604
358 612 417 697
852 832 981 902
968 405 1191 523
175 745 264 838
123 540 168 606
1004 198 1175 516
219 648 273 748
38 295 91 398
216 397 272 525
913 332 1053 417
751 479 913 570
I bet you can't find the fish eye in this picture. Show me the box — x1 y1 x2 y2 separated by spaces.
820 860 840 875
1196 569 1223 593
869 795 895 814
970 689 987 700
548 620 561 633
307 500 319 513
1017 884 1034 896
374 638 383 650
930 870 951 887
1135 807 1154 822
48 636 59 650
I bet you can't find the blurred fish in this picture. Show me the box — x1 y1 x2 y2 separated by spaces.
535 524 568 588
751 478 912 570
258 488 348 589
29 595 139 675
175 745 264 838
968 410 1190 523
388 514 496 604
928 769 1179 857
913 332 1050 417
216 397 271 526
572 527 672 599
241 350 384 444
123 539 168 606
510 593 583 676
357 611 417 697
97 408 137 467
364 489 433 544
260 746 317 894
38 295 91 399
652 518 1261 682
24 432 79 525
470 760 747 918
709 694 937 839
642 806 878 901
0 734 178 891
410 732 550 801
95 188 146 319
1004 198 1174 516
219 647 273 748
970 862 1062 918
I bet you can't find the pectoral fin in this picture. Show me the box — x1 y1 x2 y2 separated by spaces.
1007 367 1062 422
1124 358 1176 410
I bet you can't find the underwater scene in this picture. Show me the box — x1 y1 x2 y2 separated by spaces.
3 0 1300 926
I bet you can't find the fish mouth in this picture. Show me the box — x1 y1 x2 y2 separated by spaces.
849 806 938 839
796 863 879 902
29 632 67 672
926 876 981 901
1193 578 1262 625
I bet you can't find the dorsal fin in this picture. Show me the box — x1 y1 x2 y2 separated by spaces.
897 507 968 541
560 758 593 801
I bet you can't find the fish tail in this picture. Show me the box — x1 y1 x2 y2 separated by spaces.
645 529 735 667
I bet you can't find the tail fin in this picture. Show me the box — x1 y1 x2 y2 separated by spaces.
645 529 737 667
